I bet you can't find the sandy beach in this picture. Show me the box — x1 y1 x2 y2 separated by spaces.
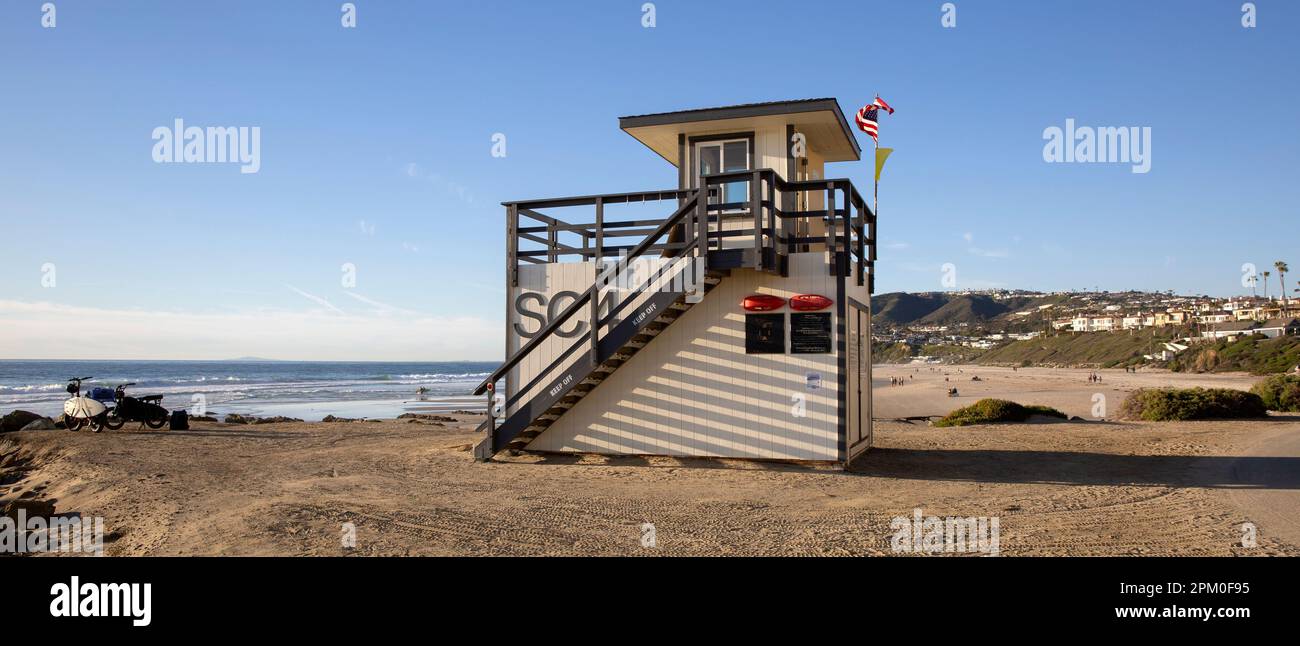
3 365 1298 556
872 364 1263 419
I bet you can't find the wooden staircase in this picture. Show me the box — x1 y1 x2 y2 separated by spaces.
473 190 721 459
475 267 727 458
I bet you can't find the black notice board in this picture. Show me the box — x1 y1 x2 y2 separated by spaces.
790 312 833 354
745 313 785 354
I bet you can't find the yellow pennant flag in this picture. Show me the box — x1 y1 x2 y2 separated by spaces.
875 147 894 182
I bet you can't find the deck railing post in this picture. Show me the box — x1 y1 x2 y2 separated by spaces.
590 197 604 366
546 222 557 263
696 188 707 260
752 170 762 269
507 204 518 287
856 192 866 287
825 186 836 275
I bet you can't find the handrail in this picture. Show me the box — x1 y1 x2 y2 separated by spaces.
506 188 695 210
474 190 702 396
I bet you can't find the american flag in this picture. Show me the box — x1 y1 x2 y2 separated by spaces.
855 97 894 143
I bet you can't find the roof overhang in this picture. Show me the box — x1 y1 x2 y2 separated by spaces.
619 98 862 166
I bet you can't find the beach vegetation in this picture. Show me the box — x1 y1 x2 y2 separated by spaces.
1118 387 1267 421
1249 374 1300 412
934 398 1067 427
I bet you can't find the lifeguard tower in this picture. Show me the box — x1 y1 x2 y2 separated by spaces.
473 98 876 465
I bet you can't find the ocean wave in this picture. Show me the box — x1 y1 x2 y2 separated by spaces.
398 372 490 381
0 383 67 393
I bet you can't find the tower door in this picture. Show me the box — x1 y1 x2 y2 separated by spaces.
847 298 872 459
693 138 750 206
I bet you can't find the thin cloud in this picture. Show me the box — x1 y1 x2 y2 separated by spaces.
341 291 419 315
285 284 344 314
968 247 1009 258
402 163 475 204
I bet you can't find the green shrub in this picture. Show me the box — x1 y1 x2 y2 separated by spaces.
1250 374 1300 412
1118 387 1267 421
934 398 1067 427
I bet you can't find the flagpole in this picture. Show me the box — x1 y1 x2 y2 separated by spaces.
873 96 880 226
873 132 879 221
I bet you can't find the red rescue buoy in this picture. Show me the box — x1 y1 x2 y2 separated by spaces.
741 294 785 312
790 294 832 311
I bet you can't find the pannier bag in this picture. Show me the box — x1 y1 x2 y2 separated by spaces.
169 410 189 431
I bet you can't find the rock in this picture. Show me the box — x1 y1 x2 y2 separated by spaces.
407 419 444 426
397 413 457 423
19 418 57 431
2 498 56 519
189 415 217 422
1 410 43 433
0 449 21 468
251 416 303 425
322 415 359 423
224 414 253 425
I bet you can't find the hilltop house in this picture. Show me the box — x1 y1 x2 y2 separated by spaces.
1202 320 1263 340
1258 318 1300 338
1202 317 1300 340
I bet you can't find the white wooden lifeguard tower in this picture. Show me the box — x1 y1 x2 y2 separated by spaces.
473 98 876 465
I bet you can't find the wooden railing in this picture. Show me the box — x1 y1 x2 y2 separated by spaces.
503 169 874 289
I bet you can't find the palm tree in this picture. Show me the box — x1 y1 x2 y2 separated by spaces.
1263 271 1272 300
1276 261 1290 315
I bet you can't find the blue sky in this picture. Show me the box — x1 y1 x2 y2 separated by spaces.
1 1 1297 360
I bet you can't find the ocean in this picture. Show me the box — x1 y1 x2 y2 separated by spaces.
0 360 497 421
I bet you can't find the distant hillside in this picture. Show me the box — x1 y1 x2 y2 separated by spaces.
915 295 1037 327
872 292 949 326
976 330 1178 368
873 292 1047 328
